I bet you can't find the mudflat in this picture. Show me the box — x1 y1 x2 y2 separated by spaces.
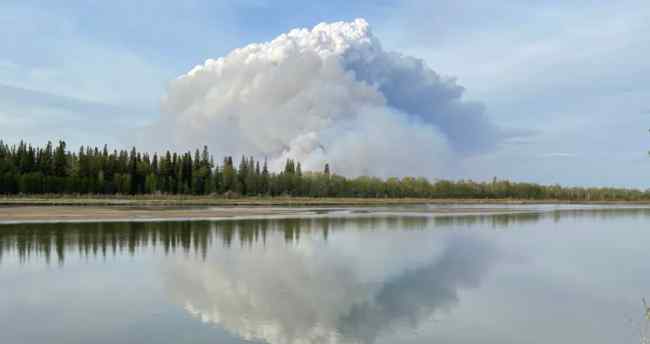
0 205 530 223
0 206 307 223
2 196 648 207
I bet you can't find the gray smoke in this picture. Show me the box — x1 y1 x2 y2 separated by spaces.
153 19 501 177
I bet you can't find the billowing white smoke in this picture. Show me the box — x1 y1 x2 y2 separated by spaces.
155 19 499 177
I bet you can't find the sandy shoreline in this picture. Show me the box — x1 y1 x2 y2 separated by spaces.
2 196 650 207
0 205 543 224
2 197 649 224
0 206 304 224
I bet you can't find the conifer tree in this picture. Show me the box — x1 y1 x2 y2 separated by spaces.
0 139 648 201
54 141 67 178
261 158 270 195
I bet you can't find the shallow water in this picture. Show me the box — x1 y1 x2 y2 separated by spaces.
1 206 649 344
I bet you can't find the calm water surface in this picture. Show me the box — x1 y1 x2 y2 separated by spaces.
1 206 650 344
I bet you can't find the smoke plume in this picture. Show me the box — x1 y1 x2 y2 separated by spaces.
154 19 500 177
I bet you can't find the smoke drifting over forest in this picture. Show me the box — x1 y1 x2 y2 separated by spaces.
152 19 501 177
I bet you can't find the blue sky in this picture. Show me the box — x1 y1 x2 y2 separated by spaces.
1 1 649 187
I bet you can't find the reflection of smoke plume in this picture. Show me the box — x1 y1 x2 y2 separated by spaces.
338 235 497 343
151 19 501 177
164 229 498 344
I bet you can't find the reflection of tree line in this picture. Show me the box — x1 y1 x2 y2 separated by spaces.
2 208 649 264
432 212 542 228
549 208 650 223
0 217 426 264
433 208 650 228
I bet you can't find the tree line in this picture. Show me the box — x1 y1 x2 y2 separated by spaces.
1 140 649 201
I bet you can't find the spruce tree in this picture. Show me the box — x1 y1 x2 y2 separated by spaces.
54 141 67 178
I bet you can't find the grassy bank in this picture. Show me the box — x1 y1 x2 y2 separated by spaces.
2 195 650 207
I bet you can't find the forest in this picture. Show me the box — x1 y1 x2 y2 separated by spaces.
1 140 649 201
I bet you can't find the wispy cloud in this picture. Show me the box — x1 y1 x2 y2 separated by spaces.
0 84 139 116
0 83 153 147
540 153 578 158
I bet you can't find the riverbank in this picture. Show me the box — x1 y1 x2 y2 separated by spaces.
0 205 309 223
2 195 650 206
1 195 650 223
0 204 539 224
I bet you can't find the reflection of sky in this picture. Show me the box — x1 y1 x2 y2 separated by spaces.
337 236 497 344
2 210 650 343
164 222 500 344
406 214 650 344
162 212 650 344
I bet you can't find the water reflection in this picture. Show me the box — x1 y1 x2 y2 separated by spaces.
0 217 431 264
337 236 496 343
2 207 650 344
165 230 498 344
2 207 650 264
